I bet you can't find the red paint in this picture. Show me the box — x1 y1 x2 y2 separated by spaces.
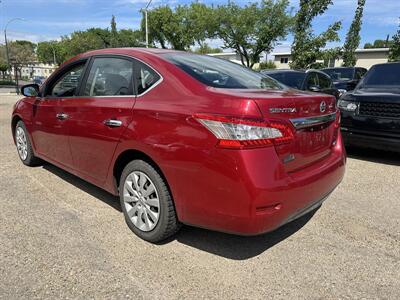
12 48 346 235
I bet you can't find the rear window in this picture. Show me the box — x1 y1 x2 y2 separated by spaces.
322 68 354 81
361 64 400 87
162 53 283 90
267 72 305 89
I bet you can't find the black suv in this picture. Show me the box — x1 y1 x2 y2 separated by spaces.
322 67 367 96
338 62 400 152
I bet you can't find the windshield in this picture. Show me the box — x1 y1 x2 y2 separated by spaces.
162 53 283 90
267 72 305 90
360 63 400 88
322 68 354 81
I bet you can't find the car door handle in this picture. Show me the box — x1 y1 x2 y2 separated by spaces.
104 119 122 127
56 113 69 120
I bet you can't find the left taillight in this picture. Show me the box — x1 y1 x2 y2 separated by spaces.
194 114 294 149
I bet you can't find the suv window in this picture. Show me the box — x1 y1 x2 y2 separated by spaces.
83 57 134 96
134 61 161 95
48 63 85 97
355 68 366 80
318 73 331 89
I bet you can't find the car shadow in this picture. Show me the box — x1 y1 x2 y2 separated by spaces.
346 146 400 166
42 163 318 260
43 164 121 212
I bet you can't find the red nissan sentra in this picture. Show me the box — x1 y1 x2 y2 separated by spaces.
12 48 345 242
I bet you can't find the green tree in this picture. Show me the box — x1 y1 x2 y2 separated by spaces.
194 43 222 54
110 15 118 48
216 0 292 68
342 0 366 67
187 3 218 48
364 38 393 49
290 0 342 69
8 40 36 78
389 21 400 61
0 46 8 79
117 29 143 47
258 60 277 70
37 41 64 65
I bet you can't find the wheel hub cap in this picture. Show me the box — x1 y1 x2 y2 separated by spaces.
123 171 160 232
16 127 28 161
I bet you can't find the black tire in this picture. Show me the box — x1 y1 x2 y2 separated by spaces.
119 160 180 243
15 121 41 166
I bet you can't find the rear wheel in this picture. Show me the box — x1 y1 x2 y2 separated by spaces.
119 160 180 243
15 121 41 166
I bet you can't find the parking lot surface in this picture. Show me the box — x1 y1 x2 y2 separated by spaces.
1 95 399 299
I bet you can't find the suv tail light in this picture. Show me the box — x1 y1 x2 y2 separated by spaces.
194 114 294 149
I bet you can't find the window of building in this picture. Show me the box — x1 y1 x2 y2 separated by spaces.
280 57 289 64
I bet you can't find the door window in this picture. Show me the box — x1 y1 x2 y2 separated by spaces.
355 68 367 80
306 72 319 89
83 57 134 96
48 63 85 97
134 61 161 95
317 73 332 89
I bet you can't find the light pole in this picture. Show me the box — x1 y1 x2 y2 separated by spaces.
50 42 57 65
143 0 152 48
4 18 25 94
4 18 25 77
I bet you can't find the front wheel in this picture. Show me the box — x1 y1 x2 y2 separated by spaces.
15 121 41 166
119 160 180 243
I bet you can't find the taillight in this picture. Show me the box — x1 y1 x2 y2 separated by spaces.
332 109 341 145
194 114 294 149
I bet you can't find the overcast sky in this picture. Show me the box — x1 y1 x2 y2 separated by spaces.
0 0 398 53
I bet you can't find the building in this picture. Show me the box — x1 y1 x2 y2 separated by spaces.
11 62 57 79
272 48 390 69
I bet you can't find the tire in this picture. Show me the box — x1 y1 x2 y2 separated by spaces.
119 160 180 243
15 121 41 166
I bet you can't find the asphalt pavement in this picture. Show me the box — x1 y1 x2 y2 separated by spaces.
0 95 399 299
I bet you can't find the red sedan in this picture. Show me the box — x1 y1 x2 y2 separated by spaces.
12 48 346 242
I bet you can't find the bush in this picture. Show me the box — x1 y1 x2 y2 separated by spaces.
258 60 277 70
0 80 16 86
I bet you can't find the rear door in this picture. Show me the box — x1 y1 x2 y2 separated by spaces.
60 56 137 183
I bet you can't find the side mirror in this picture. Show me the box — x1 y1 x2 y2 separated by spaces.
308 85 320 92
21 84 40 97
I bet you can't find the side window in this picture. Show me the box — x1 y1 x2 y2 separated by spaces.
134 61 161 95
355 68 366 80
318 73 331 89
48 63 85 97
306 72 319 88
83 57 133 96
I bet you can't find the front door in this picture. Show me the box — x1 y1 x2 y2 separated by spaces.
32 61 86 168
60 56 136 183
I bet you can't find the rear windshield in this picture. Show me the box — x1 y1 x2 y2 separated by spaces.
162 53 283 90
267 72 305 90
360 64 400 87
322 68 354 81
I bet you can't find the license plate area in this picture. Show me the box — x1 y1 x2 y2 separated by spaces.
298 123 332 153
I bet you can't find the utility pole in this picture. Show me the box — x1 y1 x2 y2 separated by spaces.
143 0 152 48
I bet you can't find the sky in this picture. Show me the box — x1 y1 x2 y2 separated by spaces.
0 0 399 54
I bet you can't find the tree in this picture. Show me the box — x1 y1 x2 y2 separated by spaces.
216 0 292 68
194 43 222 54
389 21 400 61
290 0 342 69
37 41 64 65
0 46 8 79
8 40 36 78
258 60 277 70
187 3 218 48
364 38 393 49
110 15 118 48
342 0 366 67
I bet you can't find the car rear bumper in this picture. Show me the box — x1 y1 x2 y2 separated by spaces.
342 129 400 152
175 133 346 236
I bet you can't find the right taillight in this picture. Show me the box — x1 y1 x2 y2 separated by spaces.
194 114 294 149
332 109 341 145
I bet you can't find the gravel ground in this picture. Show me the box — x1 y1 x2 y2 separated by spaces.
1 95 399 299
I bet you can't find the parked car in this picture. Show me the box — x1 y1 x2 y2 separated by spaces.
13 49 345 242
338 62 400 152
322 67 367 96
32 76 46 85
262 69 340 100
